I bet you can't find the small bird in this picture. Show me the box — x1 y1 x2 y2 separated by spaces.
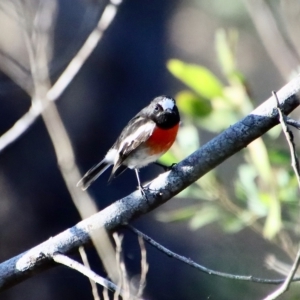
77 96 180 191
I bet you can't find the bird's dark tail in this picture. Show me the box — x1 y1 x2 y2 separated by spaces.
108 164 128 182
77 159 111 190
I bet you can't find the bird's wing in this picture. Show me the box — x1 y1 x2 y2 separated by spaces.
110 116 155 175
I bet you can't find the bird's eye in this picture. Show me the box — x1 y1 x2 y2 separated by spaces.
155 104 162 111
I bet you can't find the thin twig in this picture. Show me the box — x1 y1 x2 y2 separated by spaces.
0 49 32 93
0 0 122 153
261 92 300 300
127 225 300 285
273 91 300 184
79 246 101 300
103 287 109 300
263 250 300 300
285 117 300 130
265 255 300 277
113 233 131 300
53 253 119 293
113 232 123 300
136 236 148 298
244 0 298 79
46 0 121 102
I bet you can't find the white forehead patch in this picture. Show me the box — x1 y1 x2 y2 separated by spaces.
160 97 175 110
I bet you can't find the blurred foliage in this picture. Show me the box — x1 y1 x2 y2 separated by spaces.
159 28 299 243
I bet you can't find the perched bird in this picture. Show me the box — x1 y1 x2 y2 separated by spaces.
77 96 180 191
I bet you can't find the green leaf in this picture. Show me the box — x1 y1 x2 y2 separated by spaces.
198 108 238 132
268 149 291 165
263 193 282 239
223 218 245 233
167 59 224 98
277 170 298 203
222 212 253 233
156 205 199 223
267 126 282 139
158 151 177 166
177 123 200 156
177 90 212 118
236 164 267 216
215 28 238 78
189 205 220 230
247 138 272 184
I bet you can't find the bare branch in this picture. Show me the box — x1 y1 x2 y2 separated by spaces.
53 253 119 294
127 226 299 285
0 75 299 291
46 0 121 102
0 49 32 93
0 1 33 93
79 246 101 300
273 91 300 184
20 0 120 284
244 0 299 79
103 287 110 300
266 255 300 277
263 236 300 298
0 0 122 153
136 235 148 298
113 233 130 300
0 104 40 152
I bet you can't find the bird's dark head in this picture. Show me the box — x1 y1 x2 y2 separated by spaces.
145 96 180 129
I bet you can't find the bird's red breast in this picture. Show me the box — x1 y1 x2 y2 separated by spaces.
145 123 179 155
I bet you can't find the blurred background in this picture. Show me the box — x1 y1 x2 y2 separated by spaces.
0 0 300 299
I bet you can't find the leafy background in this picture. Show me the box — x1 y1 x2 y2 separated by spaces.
0 0 299 299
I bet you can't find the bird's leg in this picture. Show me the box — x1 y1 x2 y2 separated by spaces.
154 162 177 171
134 169 147 198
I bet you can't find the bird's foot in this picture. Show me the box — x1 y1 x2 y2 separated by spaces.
155 162 177 171
137 184 149 201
